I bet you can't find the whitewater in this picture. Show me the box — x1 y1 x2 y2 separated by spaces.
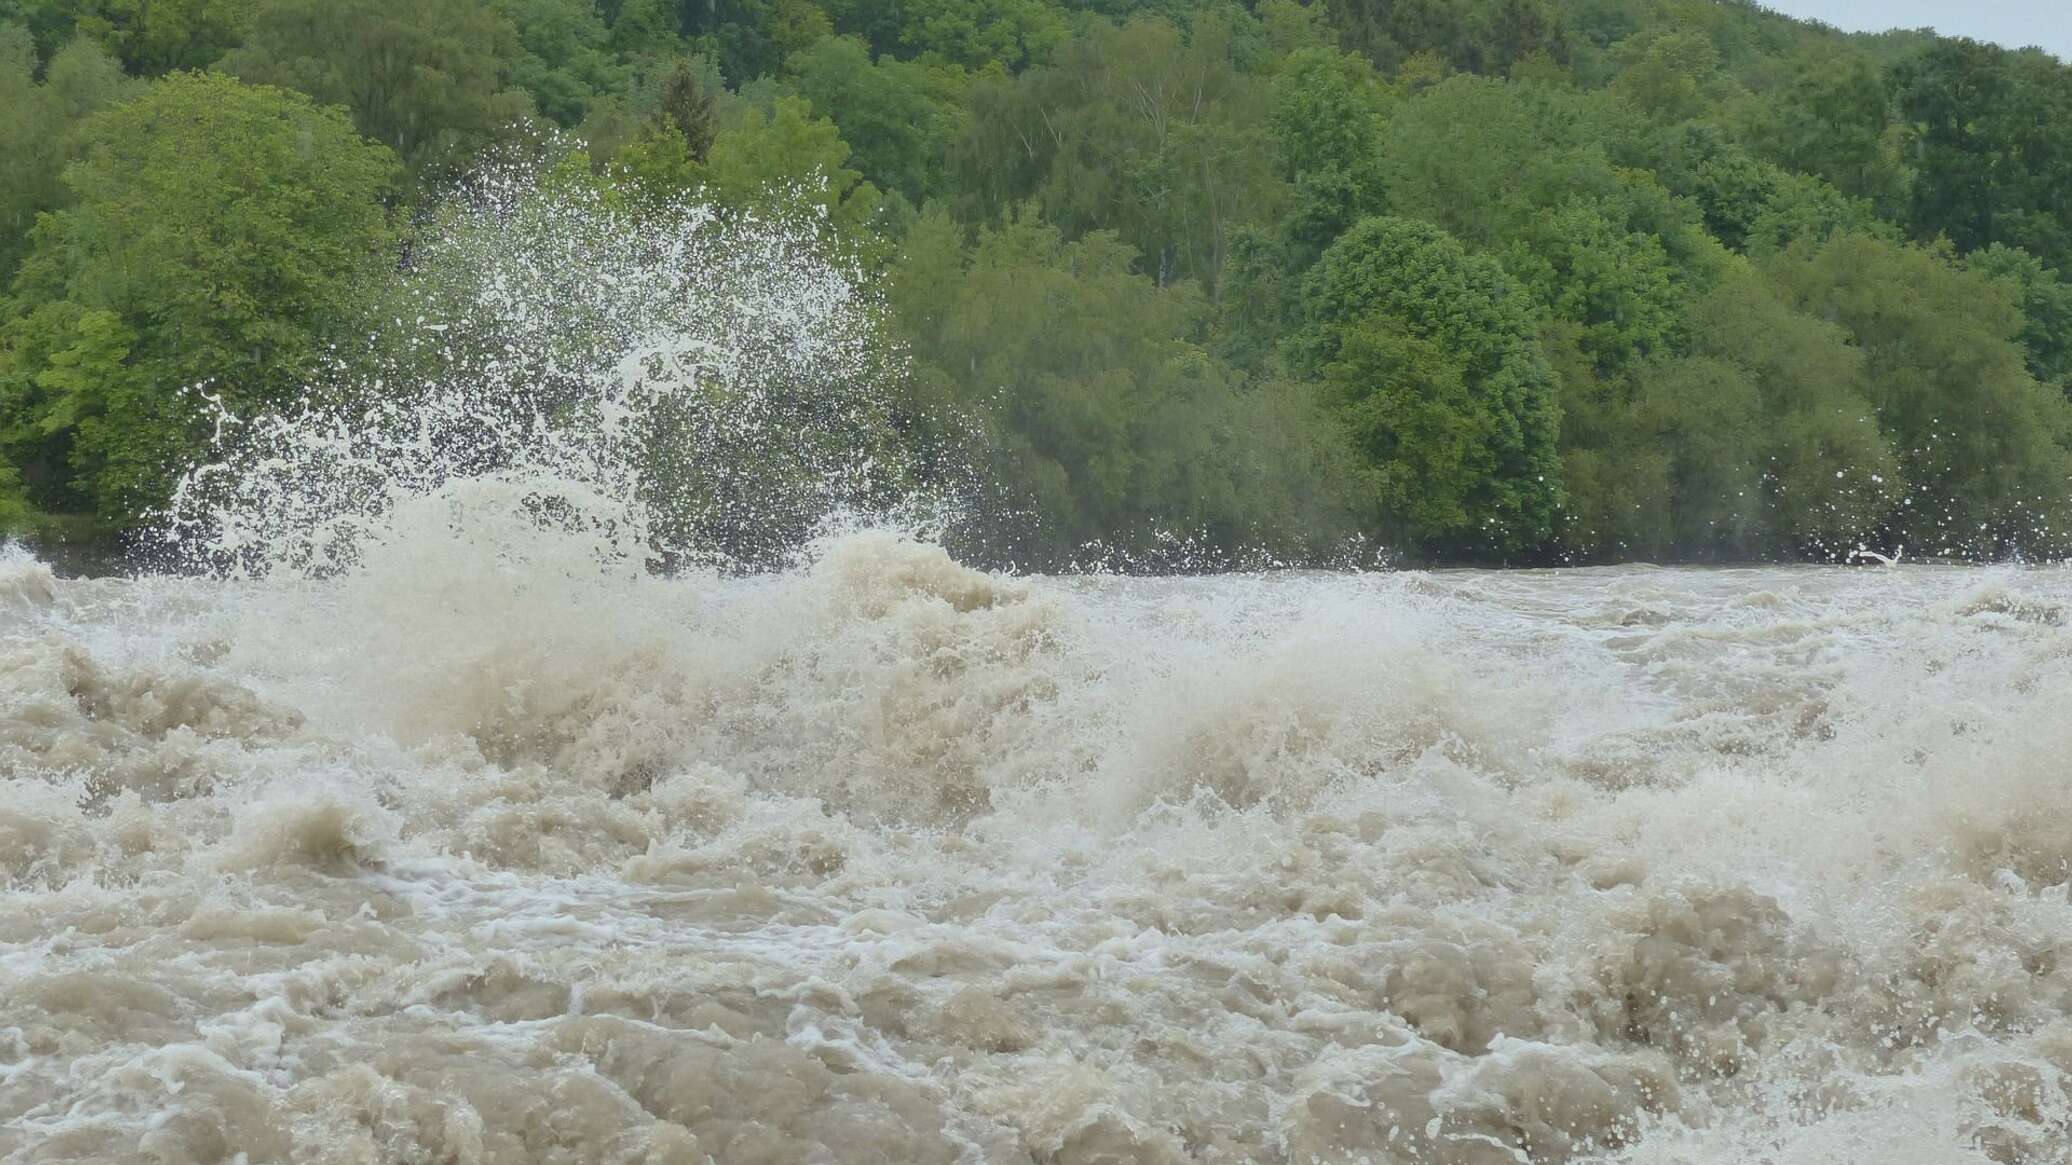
5 176 2072 1163
6 538 2071 1163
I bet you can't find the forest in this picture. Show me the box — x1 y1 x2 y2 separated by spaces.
2 0 2071 567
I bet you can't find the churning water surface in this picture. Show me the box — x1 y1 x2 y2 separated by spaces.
4 538 2072 1164
7 175 2072 1163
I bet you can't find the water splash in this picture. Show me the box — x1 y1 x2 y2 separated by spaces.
162 161 919 580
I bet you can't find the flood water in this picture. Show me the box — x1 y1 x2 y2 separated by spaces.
5 536 2070 1163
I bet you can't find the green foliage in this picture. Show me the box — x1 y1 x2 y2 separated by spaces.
889 0 1063 69
4 0 2071 564
1637 123 1772 253
1325 0 1567 76
1381 75 1580 248
1893 41 2072 272
0 72 397 522
1967 244 2072 394
0 0 255 71
226 0 534 179
1739 46 1899 206
611 88 884 244
948 14 1282 291
1269 43 1389 269
491 0 625 126
654 55 719 159
893 209 1357 565
1674 271 1897 555
1293 216 1562 555
0 30 137 283
704 95 881 227
602 0 684 61
1378 74 1710 265
1607 28 1721 122
0 454 31 533
1741 169 1892 257
1502 197 1682 375
1769 233 2072 555
1551 265 1899 561
815 0 1063 68
788 35 962 204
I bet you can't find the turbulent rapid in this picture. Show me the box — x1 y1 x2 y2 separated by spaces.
6 541 2072 1163
6 175 2072 1164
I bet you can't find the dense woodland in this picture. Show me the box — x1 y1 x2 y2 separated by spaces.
2 0 2071 567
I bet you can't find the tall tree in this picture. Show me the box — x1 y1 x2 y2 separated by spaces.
490 0 627 127
0 0 257 71
0 72 398 523
892 209 1354 565
1967 244 2072 396
1660 271 1896 557
1892 40 2072 270
0 29 137 282
949 14 1283 291
1740 46 1899 207
788 35 963 205
1268 42 1389 271
1291 215 1562 555
1771 233 2072 554
226 0 534 180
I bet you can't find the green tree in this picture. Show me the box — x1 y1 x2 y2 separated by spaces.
226 0 534 180
1325 0 1565 76
788 35 963 205
1662 273 1896 557
0 72 398 523
577 54 724 194
654 54 720 160
703 94 881 227
947 15 1283 291
1209 35 1390 369
603 0 685 61
1503 196 1683 376
0 455 31 533
1379 74 1705 261
1740 46 1899 206
1551 264 1903 562
490 0 627 127
1967 243 2072 395
614 92 882 233
684 0 777 83
1608 29 1725 124
1292 215 1562 555
892 208 1355 565
1741 169 1892 257
808 0 1063 68
0 0 256 71
0 29 137 283
1770 234 2072 555
894 0 1063 69
1639 122 1775 253
1269 43 1388 270
1892 40 2072 270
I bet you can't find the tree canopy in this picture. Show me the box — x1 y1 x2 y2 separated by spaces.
1 0 2069 566
0 72 396 523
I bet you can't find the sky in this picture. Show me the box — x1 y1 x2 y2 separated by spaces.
1758 1 2071 60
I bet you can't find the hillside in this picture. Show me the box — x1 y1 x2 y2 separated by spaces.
3 0 2070 566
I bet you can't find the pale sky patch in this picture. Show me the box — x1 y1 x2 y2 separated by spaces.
1758 1 2071 60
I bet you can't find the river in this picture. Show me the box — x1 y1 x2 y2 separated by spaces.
4 535 2069 1163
